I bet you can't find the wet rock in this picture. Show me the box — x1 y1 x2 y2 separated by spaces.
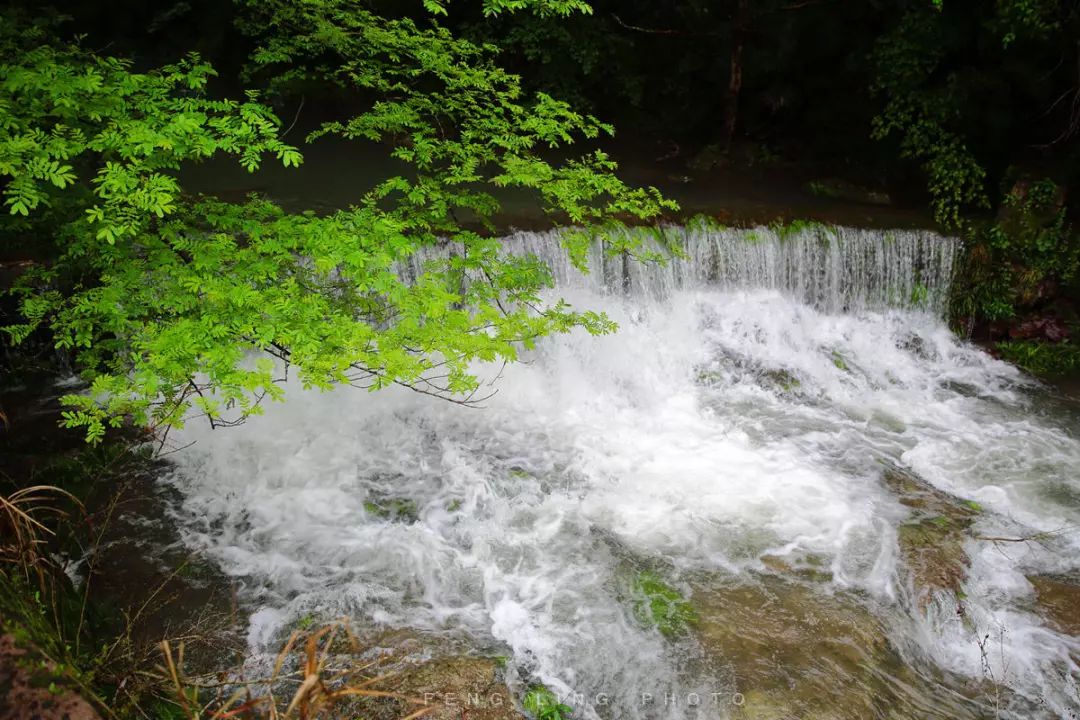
897 331 930 359
882 465 981 520
896 518 971 605
1028 575 1080 636
691 576 983 719
693 578 890 719
884 465 980 609
361 655 522 720
334 629 521 720
760 368 802 394
1008 314 1070 342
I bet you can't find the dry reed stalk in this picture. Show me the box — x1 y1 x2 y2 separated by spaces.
158 619 434 720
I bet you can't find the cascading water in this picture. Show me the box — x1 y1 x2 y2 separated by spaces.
164 224 1080 719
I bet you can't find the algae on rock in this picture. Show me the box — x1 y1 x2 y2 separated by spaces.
884 465 981 610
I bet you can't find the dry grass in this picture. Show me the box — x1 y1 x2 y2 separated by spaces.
157 620 435 720
0 484 81 577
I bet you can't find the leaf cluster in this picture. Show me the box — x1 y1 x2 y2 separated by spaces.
1 4 674 442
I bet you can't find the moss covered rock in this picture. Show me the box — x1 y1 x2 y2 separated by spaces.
884 465 981 609
350 631 522 720
364 496 420 523
631 571 698 638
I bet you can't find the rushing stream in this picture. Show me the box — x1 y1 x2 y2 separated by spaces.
164 224 1080 719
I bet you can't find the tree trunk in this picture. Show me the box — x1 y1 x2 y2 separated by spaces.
722 0 749 152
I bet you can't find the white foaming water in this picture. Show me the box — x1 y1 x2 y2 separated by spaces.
165 225 1080 718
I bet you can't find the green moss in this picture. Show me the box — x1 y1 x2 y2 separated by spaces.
687 214 727 234
631 571 698 638
831 350 849 371
763 368 801 393
523 685 572 720
364 497 419 523
770 219 827 243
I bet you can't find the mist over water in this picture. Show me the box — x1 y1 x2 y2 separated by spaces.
165 225 1080 718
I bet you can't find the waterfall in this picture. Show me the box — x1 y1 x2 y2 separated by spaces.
402 222 960 315
164 222 1080 720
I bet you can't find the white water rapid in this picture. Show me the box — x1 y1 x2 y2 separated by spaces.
164 224 1080 719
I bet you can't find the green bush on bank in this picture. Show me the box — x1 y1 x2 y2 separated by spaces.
995 340 1080 377
952 178 1079 327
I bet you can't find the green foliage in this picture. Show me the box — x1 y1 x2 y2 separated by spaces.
910 282 929 308
996 340 1080 376
430 0 592 17
1 5 673 442
870 6 987 228
952 178 1078 324
870 1 1076 229
523 685 573 720
630 571 697 638
476 14 635 111
0 16 299 241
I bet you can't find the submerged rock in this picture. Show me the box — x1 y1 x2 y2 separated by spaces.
692 577 890 719
759 552 833 583
1028 575 1080 636
896 518 971 605
884 465 980 609
691 576 986 719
